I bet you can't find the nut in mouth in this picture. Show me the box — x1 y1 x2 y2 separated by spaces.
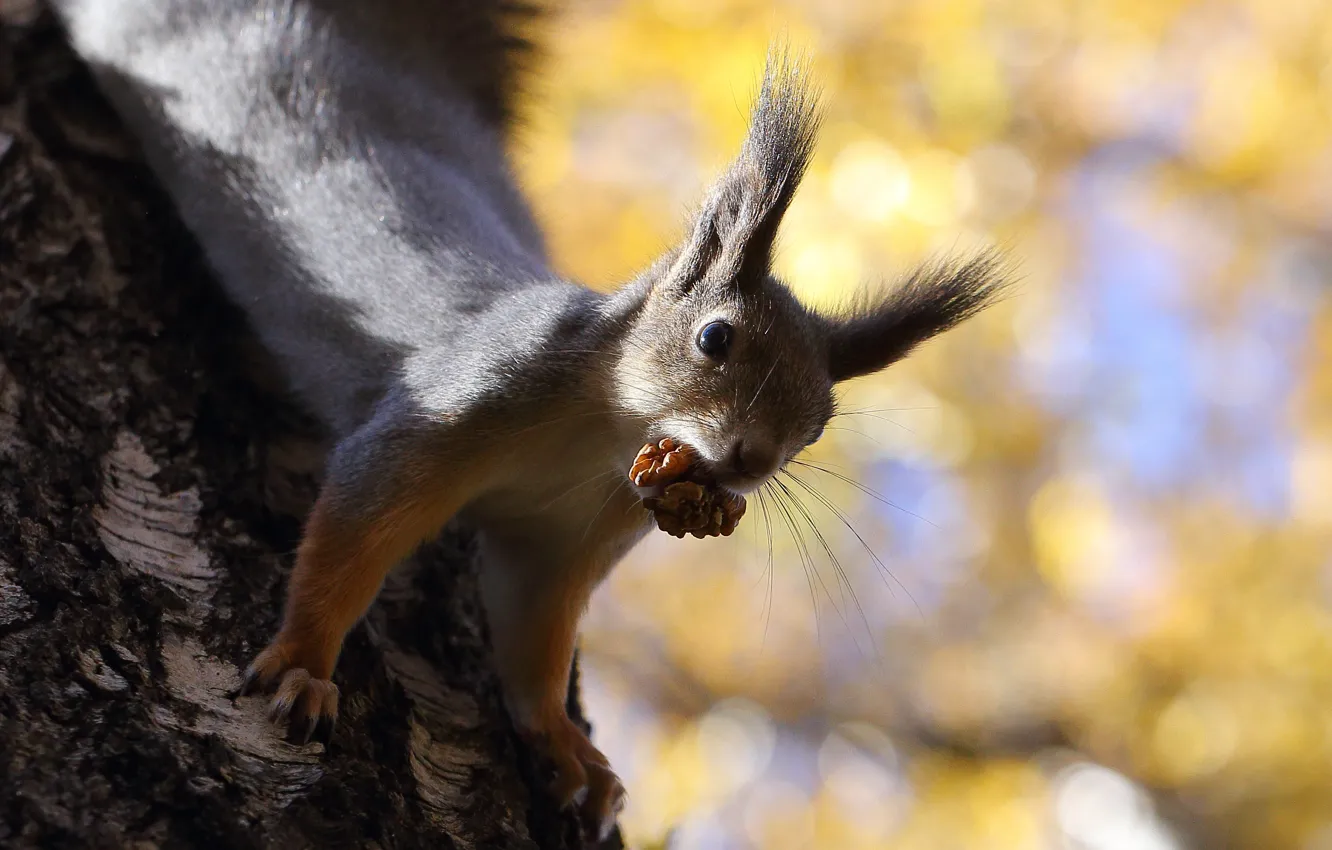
629 439 747 539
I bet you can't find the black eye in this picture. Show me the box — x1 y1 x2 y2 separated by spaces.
696 320 733 360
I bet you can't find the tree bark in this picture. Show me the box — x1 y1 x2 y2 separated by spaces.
0 9 612 849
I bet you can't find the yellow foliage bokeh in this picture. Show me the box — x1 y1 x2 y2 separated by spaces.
512 0 1332 847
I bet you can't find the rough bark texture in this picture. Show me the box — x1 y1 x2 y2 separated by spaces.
0 9 614 849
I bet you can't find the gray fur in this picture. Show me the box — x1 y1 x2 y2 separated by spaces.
53 0 1005 488
52 0 1007 782
54 0 568 440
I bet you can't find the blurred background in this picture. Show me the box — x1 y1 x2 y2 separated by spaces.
511 1 1332 848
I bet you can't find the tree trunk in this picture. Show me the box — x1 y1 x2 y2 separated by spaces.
0 9 612 849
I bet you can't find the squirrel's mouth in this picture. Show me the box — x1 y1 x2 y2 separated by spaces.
710 470 767 496
632 430 771 497
629 472 754 501
689 452 767 496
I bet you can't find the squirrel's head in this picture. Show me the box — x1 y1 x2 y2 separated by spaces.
614 55 1008 495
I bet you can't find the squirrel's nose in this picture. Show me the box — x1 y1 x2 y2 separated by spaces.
730 438 779 480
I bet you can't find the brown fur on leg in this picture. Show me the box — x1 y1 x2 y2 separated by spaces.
241 475 473 742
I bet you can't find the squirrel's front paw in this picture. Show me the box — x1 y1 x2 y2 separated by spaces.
523 716 626 842
238 642 339 744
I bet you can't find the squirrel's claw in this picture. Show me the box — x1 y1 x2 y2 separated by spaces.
238 641 290 697
544 748 587 812
522 716 624 842
312 713 336 744
562 778 589 809
267 669 304 723
285 708 321 746
582 762 627 843
236 664 264 698
238 642 339 744
268 668 339 744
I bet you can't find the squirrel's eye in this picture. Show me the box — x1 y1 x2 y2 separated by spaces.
696 320 733 360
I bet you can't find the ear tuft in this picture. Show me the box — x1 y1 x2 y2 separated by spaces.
824 250 1013 382
672 49 823 286
737 49 822 238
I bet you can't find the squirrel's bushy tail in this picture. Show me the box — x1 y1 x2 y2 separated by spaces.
312 0 542 128
430 0 542 128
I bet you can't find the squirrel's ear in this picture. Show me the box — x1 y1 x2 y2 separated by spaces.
669 52 822 289
822 253 1010 382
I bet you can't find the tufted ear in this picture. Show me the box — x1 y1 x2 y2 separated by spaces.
822 252 1010 382
669 52 822 290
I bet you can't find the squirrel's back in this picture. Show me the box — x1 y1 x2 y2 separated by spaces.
55 0 580 433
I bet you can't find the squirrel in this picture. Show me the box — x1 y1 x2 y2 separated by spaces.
55 0 1007 838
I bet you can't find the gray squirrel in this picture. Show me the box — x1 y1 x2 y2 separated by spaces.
54 0 1006 838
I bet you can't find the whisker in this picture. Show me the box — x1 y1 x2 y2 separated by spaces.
579 482 626 543
768 479 822 645
832 406 936 414
755 486 777 649
782 468 923 619
745 358 781 417
534 468 620 512
788 459 938 529
820 425 882 446
828 410 915 434
772 480 854 644
471 408 622 441
774 477 872 658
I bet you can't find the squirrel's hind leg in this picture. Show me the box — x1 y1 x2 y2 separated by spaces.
478 493 648 840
